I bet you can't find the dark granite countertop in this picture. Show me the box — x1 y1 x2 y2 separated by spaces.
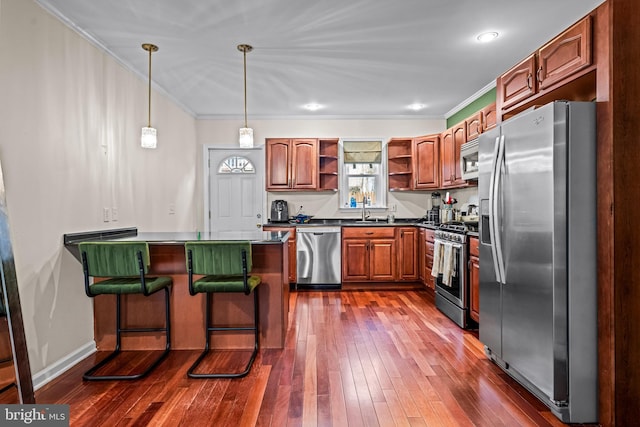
265 218 424 227
64 228 289 245
63 227 289 262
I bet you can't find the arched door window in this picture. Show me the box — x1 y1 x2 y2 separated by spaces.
218 156 255 174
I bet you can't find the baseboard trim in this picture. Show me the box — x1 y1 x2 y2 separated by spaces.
32 341 96 391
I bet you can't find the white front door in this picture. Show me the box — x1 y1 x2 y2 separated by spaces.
206 147 264 233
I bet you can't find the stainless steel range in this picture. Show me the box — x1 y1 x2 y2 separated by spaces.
433 223 475 329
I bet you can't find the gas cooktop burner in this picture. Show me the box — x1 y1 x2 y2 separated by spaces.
438 222 467 233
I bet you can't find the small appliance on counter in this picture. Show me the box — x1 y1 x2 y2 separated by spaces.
270 200 289 223
460 195 479 231
425 192 441 224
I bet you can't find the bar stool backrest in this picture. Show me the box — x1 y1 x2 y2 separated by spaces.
185 241 252 276
79 241 150 277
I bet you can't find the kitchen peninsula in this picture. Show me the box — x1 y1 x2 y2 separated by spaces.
63 228 290 350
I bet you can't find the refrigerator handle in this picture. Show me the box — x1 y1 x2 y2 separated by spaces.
488 136 501 283
493 135 506 284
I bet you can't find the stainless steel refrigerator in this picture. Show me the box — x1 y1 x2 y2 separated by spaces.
478 101 597 423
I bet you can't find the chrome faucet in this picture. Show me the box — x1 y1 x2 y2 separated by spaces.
361 196 371 221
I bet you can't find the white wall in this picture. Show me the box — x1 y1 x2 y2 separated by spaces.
196 118 452 222
0 0 197 375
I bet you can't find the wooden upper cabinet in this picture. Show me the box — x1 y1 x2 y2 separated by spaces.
414 135 439 189
443 122 466 187
451 123 467 186
266 139 292 190
440 129 454 187
318 139 339 191
537 16 592 90
465 113 482 141
497 15 594 116
387 138 414 191
481 102 497 132
291 139 318 189
266 138 318 191
498 54 537 110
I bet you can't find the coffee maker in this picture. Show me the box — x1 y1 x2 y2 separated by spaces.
270 200 289 223
426 192 441 224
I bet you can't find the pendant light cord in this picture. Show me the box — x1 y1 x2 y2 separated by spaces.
243 49 248 128
237 44 253 128
147 47 152 127
142 44 158 128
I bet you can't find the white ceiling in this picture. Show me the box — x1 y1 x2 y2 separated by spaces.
35 0 604 120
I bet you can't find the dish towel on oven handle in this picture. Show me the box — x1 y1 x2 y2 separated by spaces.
431 240 443 277
441 242 454 286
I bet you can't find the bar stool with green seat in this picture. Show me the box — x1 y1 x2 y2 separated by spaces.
79 241 172 381
185 241 261 378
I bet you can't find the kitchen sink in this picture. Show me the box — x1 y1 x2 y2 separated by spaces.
343 219 388 224
306 219 343 225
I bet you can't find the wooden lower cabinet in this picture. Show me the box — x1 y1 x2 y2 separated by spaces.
370 239 397 281
263 225 297 283
469 236 480 322
397 227 418 280
418 229 425 282
423 229 435 290
342 239 369 281
342 227 396 282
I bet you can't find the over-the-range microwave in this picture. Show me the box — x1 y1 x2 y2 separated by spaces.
460 139 479 180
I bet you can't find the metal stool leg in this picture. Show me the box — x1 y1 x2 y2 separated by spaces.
187 288 259 379
84 287 171 381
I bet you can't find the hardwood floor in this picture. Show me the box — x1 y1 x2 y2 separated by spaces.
36 290 580 426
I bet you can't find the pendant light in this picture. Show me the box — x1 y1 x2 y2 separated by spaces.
141 43 158 149
237 44 253 148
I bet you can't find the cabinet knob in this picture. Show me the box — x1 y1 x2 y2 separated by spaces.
536 66 543 83
526 73 533 89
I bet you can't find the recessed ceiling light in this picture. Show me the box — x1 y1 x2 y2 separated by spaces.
477 32 499 43
303 103 323 111
407 103 426 111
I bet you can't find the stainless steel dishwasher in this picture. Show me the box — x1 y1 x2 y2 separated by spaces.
296 226 341 288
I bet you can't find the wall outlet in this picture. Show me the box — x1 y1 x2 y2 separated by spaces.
102 208 110 222
111 207 118 222
168 203 175 215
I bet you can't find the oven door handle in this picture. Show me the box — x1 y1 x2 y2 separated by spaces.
434 239 464 251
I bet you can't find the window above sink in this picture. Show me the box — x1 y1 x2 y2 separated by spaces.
339 138 387 209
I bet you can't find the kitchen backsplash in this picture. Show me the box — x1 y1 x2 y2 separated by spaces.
267 186 478 221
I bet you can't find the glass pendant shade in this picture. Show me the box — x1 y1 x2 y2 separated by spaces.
141 126 157 149
239 127 254 148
